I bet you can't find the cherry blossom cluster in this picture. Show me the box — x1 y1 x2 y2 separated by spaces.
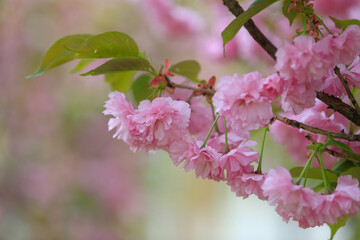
104 12 360 230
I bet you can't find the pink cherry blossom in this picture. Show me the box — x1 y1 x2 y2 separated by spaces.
314 0 360 18
219 140 258 175
262 167 360 228
261 73 284 99
144 0 203 37
181 140 224 181
227 172 266 200
104 92 191 152
213 72 273 132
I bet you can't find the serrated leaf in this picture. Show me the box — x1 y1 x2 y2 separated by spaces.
131 74 153 104
64 31 139 58
330 17 360 31
105 71 135 92
290 167 338 182
26 34 92 78
81 58 152 76
327 216 349 240
70 59 96 73
169 60 200 82
221 0 279 48
282 0 300 26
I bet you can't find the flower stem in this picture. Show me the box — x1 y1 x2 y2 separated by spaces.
224 118 230 153
201 115 221 148
309 9 332 35
316 153 332 193
211 103 221 134
296 145 320 185
256 127 268 174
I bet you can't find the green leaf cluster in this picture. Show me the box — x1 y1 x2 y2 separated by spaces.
27 32 202 102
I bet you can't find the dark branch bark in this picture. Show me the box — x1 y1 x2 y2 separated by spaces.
316 91 360 126
275 115 360 141
222 0 277 60
334 66 360 113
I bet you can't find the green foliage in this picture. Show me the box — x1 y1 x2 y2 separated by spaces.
64 31 139 58
105 71 136 92
290 167 338 182
27 31 140 78
282 0 300 26
326 134 360 161
327 216 349 240
131 74 153 104
332 160 358 176
81 58 152 76
169 60 201 82
330 17 360 31
221 0 279 49
26 34 92 78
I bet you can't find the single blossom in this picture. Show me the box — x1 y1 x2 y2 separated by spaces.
213 72 273 132
227 172 266 200
104 92 191 153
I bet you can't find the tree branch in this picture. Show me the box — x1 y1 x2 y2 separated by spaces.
274 115 360 142
222 0 277 60
334 66 360 113
316 91 360 126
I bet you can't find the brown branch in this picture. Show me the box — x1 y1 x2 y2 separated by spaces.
274 115 360 141
222 0 277 61
334 66 360 113
305 135 360 164
316 91 360 126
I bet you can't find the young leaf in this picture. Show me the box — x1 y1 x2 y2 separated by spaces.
327 216 349 240
26 34 92 78
169 60 200 82
81 58 152 76
105 71 135 92
290 167 338 182
282 0 300 26
330 17 360 31
64 31 139 58
221 0 279 48
131 74 153 104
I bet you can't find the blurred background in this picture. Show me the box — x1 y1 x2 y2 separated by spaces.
1 0 360 239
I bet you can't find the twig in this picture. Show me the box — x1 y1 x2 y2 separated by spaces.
222 0 277 61
334 66 360 113
305 135 360 164
316 91 360 126
274 115 360 142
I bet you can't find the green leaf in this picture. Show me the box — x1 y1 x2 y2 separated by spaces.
131 74 153 104
332 160 358 176
330 17 360 31
64 31 139 58
169 60 200 82
81 58 152 76
327 216 349 240
326 134 360 160
282 0 300 26
70 59 96 73
105 71 135 92
26 34 92 78
290 167 338 182
341 167 360 182
221 0 279 48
